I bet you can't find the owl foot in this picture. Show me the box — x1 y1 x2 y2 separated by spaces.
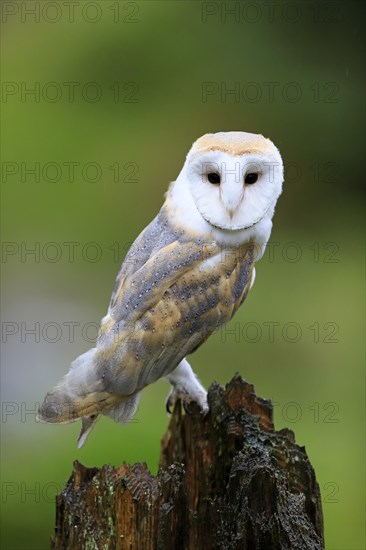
165 385 208 415
165 386 188 414
165 358 208 415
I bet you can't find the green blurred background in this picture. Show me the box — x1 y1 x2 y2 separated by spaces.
1 1 365 548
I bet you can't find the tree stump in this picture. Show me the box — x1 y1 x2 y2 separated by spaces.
51 376 324 549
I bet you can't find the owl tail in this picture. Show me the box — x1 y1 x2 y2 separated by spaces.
38 348 141 447
76 392 141 448
38 348 118 423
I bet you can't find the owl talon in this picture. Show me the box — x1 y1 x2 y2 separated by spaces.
183 401 194 415
165 386 187 415
166 398 173 414
166 385 208 416
166 397 206 416
183 397 208 415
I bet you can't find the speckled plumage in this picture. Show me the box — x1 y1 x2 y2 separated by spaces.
97 207 255 394
39 131 283 447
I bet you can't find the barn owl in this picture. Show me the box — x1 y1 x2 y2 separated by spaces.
39 132 284 447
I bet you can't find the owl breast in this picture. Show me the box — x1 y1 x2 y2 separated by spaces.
97 241 255 395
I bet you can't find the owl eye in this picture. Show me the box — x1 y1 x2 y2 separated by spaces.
245 173 258 184
207 172 221 185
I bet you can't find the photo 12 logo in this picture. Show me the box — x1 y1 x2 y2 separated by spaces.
201 81 340 104
1 1 140 24
1 161 140 184
1 81 139 104
201 2 341 24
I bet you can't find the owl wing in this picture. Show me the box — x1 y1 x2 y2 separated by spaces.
108 208 179 312
97 211 255 396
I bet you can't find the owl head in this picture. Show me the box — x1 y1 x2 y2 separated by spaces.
178 131 283 229
167 132 283 253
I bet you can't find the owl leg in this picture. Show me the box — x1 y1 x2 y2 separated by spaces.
165 358 208 414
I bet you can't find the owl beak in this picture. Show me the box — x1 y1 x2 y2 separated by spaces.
222 183 244 219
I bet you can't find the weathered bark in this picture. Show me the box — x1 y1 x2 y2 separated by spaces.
51 376 324 549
